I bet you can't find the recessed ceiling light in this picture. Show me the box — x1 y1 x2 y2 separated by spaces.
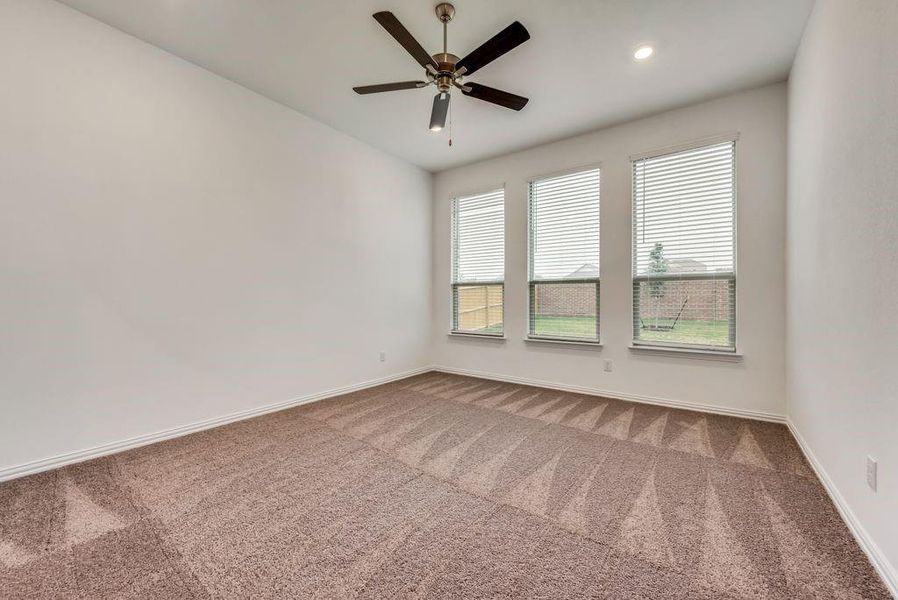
634 46 654 61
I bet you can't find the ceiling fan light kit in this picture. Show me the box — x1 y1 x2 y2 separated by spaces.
429 92 450 131
353 3 530 138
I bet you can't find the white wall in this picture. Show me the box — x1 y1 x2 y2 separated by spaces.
787 0 898 588
0 0 431 474
432 84 787 419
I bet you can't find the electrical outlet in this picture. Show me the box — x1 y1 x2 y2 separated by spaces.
379 351 386 363
603 359 613 373
866 456 877 492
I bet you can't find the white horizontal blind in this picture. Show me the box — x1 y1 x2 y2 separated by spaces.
452 189 504 335
529 168 600 341
531 168 600 280
634 142 734 274
452 189 504 283
632 141 736 350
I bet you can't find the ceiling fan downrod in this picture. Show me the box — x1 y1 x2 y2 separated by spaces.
431 3 461 95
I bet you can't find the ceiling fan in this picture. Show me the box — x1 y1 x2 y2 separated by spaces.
353 3 530 134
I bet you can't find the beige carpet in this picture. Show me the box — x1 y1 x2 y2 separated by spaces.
0 372 890 599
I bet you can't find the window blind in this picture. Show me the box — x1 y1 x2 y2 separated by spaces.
451 189 504 335
632 140 736 350
528 168 601 341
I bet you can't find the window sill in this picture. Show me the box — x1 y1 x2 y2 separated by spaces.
448 332 506 341
524 337 602 348
628 344 743 361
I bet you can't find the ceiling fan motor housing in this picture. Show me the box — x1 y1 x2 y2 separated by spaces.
432 52 460 91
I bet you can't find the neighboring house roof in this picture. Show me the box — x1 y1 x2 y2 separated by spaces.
636 258 711 277
667 258 708 273
566 263 599 278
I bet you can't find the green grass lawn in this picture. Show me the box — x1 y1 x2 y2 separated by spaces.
530 315 731 347
532 315 598 339
480 323 504 334
637 318 730 346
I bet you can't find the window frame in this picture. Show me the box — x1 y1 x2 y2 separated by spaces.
526 163 603 344
449 186 506 338
629 136 738 353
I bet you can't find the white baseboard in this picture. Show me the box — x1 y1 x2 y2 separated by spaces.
433 366 786 423
0 366 431 483
786 419 898 597
432 365 786 423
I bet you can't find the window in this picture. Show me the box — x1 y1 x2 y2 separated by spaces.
451 188 505 335
632 140 736 351
528 168 601 342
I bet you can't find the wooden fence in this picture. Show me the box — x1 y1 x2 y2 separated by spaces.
456 285 503 331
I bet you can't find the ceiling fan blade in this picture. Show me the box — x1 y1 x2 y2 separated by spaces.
373 12 439 71
429 92 450 131
353 81 427 94
456 21 530 77
462 83 529 111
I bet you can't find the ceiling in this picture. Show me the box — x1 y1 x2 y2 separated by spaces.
58 0 814 172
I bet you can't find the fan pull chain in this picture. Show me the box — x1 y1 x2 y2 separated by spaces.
448 96 453 146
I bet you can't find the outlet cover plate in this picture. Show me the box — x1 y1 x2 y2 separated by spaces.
866 456 877 492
